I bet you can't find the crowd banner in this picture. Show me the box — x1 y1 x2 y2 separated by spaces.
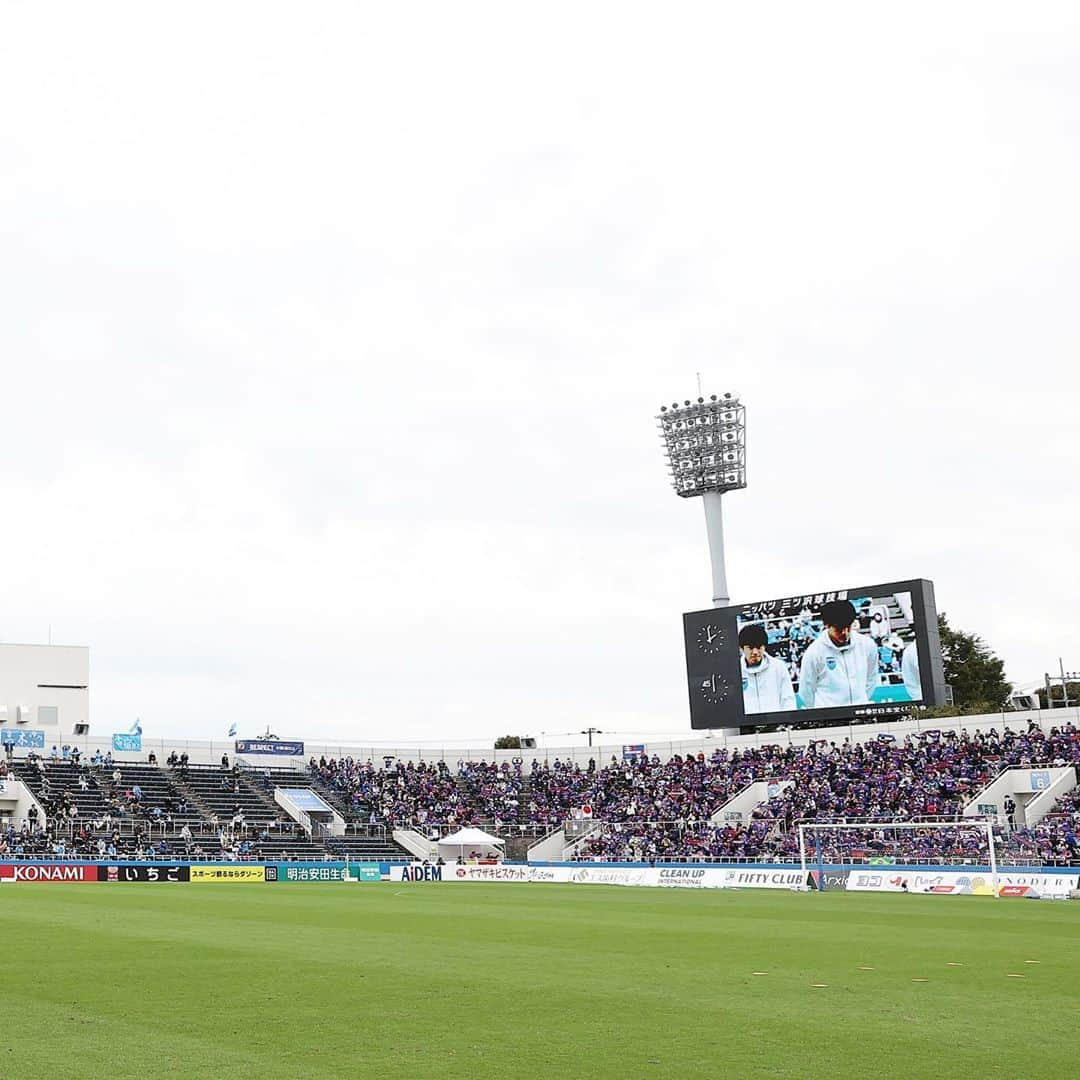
189 866 268 883
0 729 45 748
235 739 304 756
111 733 142 752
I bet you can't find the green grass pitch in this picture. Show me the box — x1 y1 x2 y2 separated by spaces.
4 882 1078 1078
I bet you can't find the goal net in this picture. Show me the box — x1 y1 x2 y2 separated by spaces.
797 820 999 893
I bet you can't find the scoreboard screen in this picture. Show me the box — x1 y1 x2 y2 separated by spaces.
684 578 946 729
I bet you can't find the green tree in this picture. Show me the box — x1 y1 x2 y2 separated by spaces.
494 735 522 750
937 613 1012 709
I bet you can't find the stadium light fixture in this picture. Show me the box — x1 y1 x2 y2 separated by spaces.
656 392 746 607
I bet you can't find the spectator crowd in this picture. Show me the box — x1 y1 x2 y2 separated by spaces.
1 723 1078 865
311 722 1080 865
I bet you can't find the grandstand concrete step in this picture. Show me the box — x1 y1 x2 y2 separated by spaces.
502 836 531 862
305 775 357 820
164 767 218 827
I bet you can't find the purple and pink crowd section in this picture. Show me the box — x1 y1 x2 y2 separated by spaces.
311 722 1080 865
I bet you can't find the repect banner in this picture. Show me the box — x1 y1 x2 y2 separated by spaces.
234 739 305 756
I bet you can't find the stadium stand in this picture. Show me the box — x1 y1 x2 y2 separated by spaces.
569 724 1080 865
308 723 1079 865
0 753 411 863
1 722 1077 865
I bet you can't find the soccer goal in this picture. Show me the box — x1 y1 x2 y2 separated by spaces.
797 820 999 896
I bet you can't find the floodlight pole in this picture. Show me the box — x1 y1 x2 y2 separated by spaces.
702 491 729 607
656 393 746 609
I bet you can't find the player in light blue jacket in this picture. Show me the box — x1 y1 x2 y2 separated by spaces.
901 643 921 700
797 599 879 708
739 624 797 714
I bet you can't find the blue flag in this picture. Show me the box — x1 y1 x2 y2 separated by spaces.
130 719 143 736
227 723 237 738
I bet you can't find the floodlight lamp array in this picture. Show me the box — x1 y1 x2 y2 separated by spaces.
657 393 746 498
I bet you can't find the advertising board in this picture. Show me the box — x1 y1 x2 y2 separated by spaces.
0 863 97 882
684 578 946 729
274 863 347 883
349 864 385 882
846 870 1077 898
99 864 188 882
449 864 531 882
719 868 808 889
189 866 268 883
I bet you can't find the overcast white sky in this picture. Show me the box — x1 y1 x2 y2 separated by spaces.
1 3 1077 746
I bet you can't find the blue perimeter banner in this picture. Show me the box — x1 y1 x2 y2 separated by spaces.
1 730 45 748
235 739 305 756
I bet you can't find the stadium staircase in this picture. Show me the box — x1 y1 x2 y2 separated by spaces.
238 765 413 863
168 763 326 861
161 765 217 827
303 769 362 820
295 766 414 861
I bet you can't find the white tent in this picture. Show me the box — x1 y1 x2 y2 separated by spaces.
437 827 505 863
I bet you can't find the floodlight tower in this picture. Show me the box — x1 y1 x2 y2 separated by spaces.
656 393 746 607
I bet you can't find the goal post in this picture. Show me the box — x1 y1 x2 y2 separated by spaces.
797 820 999 897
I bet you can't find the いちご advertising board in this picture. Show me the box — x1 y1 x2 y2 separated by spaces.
99 865 188 882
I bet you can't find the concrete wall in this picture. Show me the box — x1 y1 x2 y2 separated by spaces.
0 644 89 738
711 779 791 825
963 766 1074 826
31 705 1073 770
0 777 46 830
